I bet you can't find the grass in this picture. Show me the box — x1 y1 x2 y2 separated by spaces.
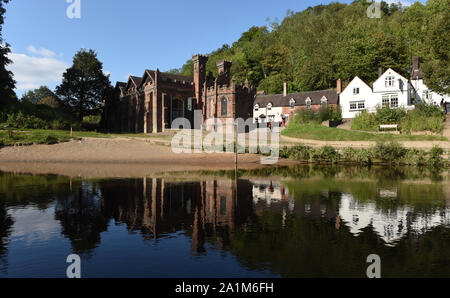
0 128 181 147
282 123 447 142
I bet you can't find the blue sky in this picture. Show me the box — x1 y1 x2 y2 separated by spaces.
3 0 420 96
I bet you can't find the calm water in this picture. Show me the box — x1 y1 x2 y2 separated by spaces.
0 166 449 278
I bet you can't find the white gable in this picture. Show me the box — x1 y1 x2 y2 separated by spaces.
373 68 409 93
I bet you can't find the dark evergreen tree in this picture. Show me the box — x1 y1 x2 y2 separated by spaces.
0 0 16 104
56 49 112 122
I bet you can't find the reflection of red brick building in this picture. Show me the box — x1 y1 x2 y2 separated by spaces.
102 55 255 133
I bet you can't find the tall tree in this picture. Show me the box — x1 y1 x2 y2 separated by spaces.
56 49 112 122
0 0 15 104
21 86 55 105
422 0 450 94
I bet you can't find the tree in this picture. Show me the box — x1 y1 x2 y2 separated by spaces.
422 0 450 94
21 86 55 105
56 49 112 122
0 0 15 104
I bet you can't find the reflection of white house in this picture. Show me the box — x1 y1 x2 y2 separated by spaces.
410 56 450 106
339 193 450 246
340 68 416 119
250 180 294 210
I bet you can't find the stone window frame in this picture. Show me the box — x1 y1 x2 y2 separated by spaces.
221 97 228 117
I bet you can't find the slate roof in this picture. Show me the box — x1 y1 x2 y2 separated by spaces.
254 89 339 107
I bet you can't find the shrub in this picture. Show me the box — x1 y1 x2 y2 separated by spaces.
342 147 373 164
372 141 406 164
404 149 427 166
375 107 406 125
311 146 341 163
288 145 312 161
427 146 444 167
351 110 378 131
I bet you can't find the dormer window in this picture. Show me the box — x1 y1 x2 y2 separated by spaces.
267 103 273 111
254 104 260 111
385 76 395 87
305 98 312 109
321 96 328 107
353 88 360 95
289 99 296 110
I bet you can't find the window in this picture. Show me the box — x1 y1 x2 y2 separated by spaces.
390 95 398 108
254 104 259 111
221 97 228 116
385 76 395 87
382 95 390 108
290 99 295 110
267 103 273 111
353 88 360 95
382 94 399 108
321 97 328 108
350 101 365 111
306 98 312 109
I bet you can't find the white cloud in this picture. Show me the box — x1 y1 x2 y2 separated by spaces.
27 45 58 58
7 46 69 92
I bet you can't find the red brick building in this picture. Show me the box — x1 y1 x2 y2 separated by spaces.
102 55 255 133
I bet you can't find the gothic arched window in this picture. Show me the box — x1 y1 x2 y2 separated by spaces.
221 97 228 116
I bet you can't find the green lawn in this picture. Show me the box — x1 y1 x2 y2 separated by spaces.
0 129 178 146
282 123 448 142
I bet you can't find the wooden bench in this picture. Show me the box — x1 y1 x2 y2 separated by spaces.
379 124 399 132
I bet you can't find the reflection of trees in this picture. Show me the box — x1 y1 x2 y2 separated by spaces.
0 200 13 273
55 182 109 256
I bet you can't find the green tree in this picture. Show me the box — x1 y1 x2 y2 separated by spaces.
21 86 55 105
0 0 15 104
56 49 112 122
422 0 450 94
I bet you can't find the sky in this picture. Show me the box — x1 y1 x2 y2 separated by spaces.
3 0 421 96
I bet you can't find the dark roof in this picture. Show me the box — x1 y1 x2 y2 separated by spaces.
130 76 142 86
254 89 339 107
143 70 193 85
115 81 126 89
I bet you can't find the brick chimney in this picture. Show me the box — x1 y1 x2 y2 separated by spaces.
378 67 384 78
283 82 287 97
337 79 342 94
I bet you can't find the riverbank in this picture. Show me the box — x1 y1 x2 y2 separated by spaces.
0 137 298 178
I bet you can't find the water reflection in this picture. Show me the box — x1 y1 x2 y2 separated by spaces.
0 166 449 277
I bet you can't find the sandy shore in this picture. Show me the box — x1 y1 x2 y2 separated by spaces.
0 138 297 178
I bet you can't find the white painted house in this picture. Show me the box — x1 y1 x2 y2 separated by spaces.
341 68 416 119
410 56 450 106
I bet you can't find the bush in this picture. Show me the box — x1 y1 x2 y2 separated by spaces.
294 106 342 125
427 146 444 167
372 141 406 164
311 146 340 163
351 110 378 131
342 147 373 164
352 105 444 133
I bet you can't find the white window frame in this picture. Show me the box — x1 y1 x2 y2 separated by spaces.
353 88 360 95
350 101 365 111
305 98 312 109
385 76 395 87
267 103 273 111
290 99 295 110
